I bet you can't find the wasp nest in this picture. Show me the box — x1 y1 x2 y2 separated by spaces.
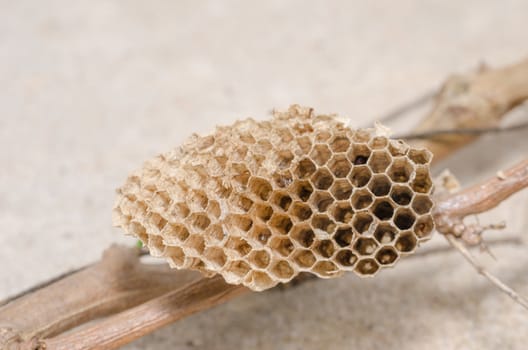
113 105 434 291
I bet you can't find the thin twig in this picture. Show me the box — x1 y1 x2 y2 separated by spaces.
445 234 528 310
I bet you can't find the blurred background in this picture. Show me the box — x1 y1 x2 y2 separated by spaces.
1 1 527 349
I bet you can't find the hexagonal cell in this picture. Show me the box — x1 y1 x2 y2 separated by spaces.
311 168 334 190
355 258 380 276
388 140 409 157
414 215 435 239
230 194 254 213
151 190 171 211
312 260 339 277
351 189 373 210
255 139 273 153
203 247 227 269
272 170 293 188
368 174 392 196
408 148 432 165
352 212 374 234
254 203 273 222
375 247 399 265
328 154 352 178
412 194 434 215
277 149 295 169
291 180 313 202
224 260 251 282
330 179 353 200
147 213 168 233
270 191 292 211
147 235 164 257
368 150 392 173
354 237 379 255
329 134 351 153
232 145 248 161
294 158 317 179
224 236 252 257
188 190 209 210
248 250 271 269
184 234 205 255
334 226 354 247
335 249 358 267
390 185 413 206
312 214 337 234
315 239 335 258
248 225 272 245
373 223 397 244
269 213 293 235
224 214 253 235
349 165 372 187
296 136 312 154
289 201 313 221
331 202 354 223
292 249 317 268
372 199 394 221
207 200 221 219
388 157 414 183
290 224 315 248
368 136 388 150
169 202 190 220
188 212 211 232
411 166 433 194
268 236 295 257
394 208 416 230
270 260 295 280
248 177 273 201
310 191 334 212
161 224 190 244
231 163 251 186
309 144 332 166
244 271 274 291
315 130 332 143
165 246 185 268
395 232 418 253
347 143 371 165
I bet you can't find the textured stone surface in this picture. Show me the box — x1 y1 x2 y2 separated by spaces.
1 1 528 349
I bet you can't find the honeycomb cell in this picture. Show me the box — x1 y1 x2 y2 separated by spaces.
412 194 434 215
270 260 295 280
224 260 251 282
248 226 272 245
248 177 273 201
169 202 190 220
335 250 358 267
330 134 351 152
368 136 388 150
310 191 335 212
328 155 352 178
352 212 374 234
412 166 433 194
203 224 224 245
289 201 313 221
312 214 336 234
291 180 313 202
414 215 435 239
254 203 273 222
296 136 312 155
355 258 379 276
231 163 251 186
315 239 335 258
269 236 295 257
375 247 399 265
294 158 317 179
188 190 209 211
231 194 254 213
408 148 432 165
292 249 317 268
224 214 253 235
354 237 379 255
270 191 293 211
203 247 227 269
347 144 371 165
388 157 413 183
334 226 354 247
388 140 409 157
331 202 354 223
269 213 293 235
394 208 416 230
248 250 271 269
330 179 353 200
368 150 392 173
390 185 413 206
310 144 332 166
290 224 315 248
244 271 274 291
368 174 392 196
373 223 397 244
224 236 252 257
351 189 373 210
311 168 334 190
372 199 394 221
395 232 418 253
349 165 372 187
313 261 339 277
187 213 211 232
315 130 332 143
272 170 294 188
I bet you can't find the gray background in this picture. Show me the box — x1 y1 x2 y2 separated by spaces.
1 1 528 349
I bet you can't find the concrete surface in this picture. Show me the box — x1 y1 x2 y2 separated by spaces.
1 1 528 349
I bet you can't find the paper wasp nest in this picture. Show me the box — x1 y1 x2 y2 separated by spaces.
113 105 434 291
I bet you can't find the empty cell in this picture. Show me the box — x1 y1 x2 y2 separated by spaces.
373 223 397 244
289 202 313 221
254 203 273 222
309 144 332 166
151 190 171 211
147 235 164 257
331 202 354 223
310 191 335 212
334 226 354 247
203 247 227 268
368 174 392 196
203 224 224 244
244 271 274 291
388 140 409 157
408 148 432 165
390 185 413 206
225 214 253 234
231 163 251 186
368 136 388 150
184 235 205 255
315 130 332 143
276 128 294 143
354 237 379 255
349 166 372 187
147 213 168 233
412 194 434 214
170 202 190 219
230 194 254 212
372 200 394 221
296 136 312 155
395 232 418 253
292 249 317 268
165 246 185 268
315 239 335 258
328 155 352 178
290 225 315 247
161 224 190 243
239 132 256 144
255 139 273 153
412 167 433 194
270 260 295 280
355 258 380 276
232 145 248 161
352 212 374 234
311 168 334 190
224 260 251 281
248 177 273 201
271 191 293 211
335 250 358 267
188 213 211 232
347 143 371 165
272 170 294 188
330 135 351 152
352 129 372 143
414 215 435 239
188 190 209 210
312 214 337 234
388 158 414 183
207 200 221 219
375 247 399 265
394 208 416 230
294 158 317 178
249 226 272 245
248 250 271 269
269 213 293 235
312 261 339 277
330 180 353 200
292 180 313 201
268 236 295 257
367 151 392 173
225 236 252 257
351 189 373 210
